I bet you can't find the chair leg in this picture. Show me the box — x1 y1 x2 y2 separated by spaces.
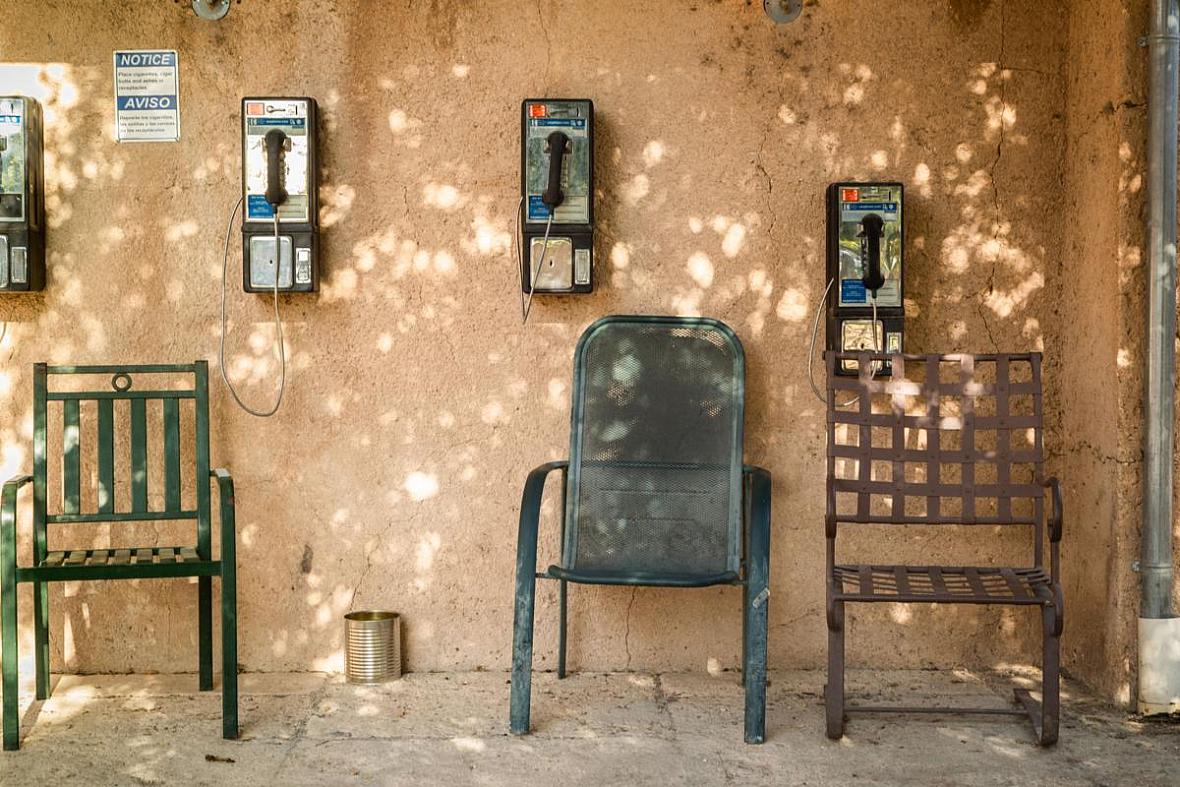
33 582 49 700
198 576 213 691
741 578 749 688
557 579 568 680
743 581 768 744
221 568 238 740
1039 605 1060 745
1 545 19 750
825 600 845 740
1014 604 1062 746
742 465 771 744
510 463 555 735
509 571 538 735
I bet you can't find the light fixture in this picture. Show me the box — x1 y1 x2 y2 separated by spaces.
764 0 803 24
191 0 231 21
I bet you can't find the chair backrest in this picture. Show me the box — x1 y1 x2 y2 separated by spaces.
32 363 212 555
563 316 745 578
825 352 1046 558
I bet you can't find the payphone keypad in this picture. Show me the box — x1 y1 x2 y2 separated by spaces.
248 235 294 289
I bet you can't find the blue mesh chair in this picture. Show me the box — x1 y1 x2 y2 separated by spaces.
509 316 772 743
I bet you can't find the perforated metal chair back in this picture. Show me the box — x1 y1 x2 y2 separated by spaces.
561 316 745 582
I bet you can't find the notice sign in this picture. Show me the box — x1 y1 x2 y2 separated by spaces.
113 50 180 142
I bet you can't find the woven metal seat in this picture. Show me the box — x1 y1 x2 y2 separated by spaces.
831 564 1053 604
510 316 772 743
824 352 1063 746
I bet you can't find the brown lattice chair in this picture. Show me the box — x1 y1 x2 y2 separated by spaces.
824 352 1062 745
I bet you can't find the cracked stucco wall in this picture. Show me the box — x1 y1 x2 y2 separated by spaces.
0 0 1142 704
1056 0 1176 708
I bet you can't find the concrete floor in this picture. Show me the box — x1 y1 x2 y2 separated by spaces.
0 669 1176 786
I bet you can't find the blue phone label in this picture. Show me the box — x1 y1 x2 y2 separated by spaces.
841 280 867 304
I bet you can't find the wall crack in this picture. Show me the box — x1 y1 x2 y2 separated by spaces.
985 0 1008 312
536 0 552 91
976 301 999 351
1047 441 1139 467
623 587 637 670
754 136 777 241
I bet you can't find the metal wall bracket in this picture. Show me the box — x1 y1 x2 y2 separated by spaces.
192 0 231 21
764 0 803 24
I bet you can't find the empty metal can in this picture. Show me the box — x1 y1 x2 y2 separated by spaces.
344 611 401 684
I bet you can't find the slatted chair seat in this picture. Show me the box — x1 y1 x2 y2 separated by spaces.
1 362 239 751
831 564 1053 605
31 547 217 580
510 316 772 744
823 352 1063 746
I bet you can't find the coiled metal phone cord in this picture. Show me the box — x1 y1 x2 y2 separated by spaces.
218 197 287 417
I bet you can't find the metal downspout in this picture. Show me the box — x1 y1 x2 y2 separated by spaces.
1140 0 1180 716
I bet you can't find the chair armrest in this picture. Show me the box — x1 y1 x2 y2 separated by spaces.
2 475 32 573
210 469 236 562
1042 476 1062 593
516 461 568 577
2 476 32 497
2 475 33 528
1043 477 1062 543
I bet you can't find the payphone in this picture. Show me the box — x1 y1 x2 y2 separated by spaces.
241 97 319 293
0 96 45 292
518 98 594 320
218 96 319 417
825 182 904 376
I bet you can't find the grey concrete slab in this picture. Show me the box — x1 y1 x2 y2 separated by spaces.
0 670 1176 786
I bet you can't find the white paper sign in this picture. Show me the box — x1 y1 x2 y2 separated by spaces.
113 50 180 142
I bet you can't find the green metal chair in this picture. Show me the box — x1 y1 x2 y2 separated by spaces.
509 316 773 743
1 362 238 750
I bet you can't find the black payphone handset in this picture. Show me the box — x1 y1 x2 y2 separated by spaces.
808 183 905 401
0 96 46 293
264 128 291 208
858 213 885 294
518 99 594 324
217 97 319 418
542 131 570 210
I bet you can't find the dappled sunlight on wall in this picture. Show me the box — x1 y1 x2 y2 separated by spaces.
0 0 1092 687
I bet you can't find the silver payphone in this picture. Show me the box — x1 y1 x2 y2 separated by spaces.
218 96 320 418
0 96 45 292
241 97 319 293
519 98 594 302
825 182 904 375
